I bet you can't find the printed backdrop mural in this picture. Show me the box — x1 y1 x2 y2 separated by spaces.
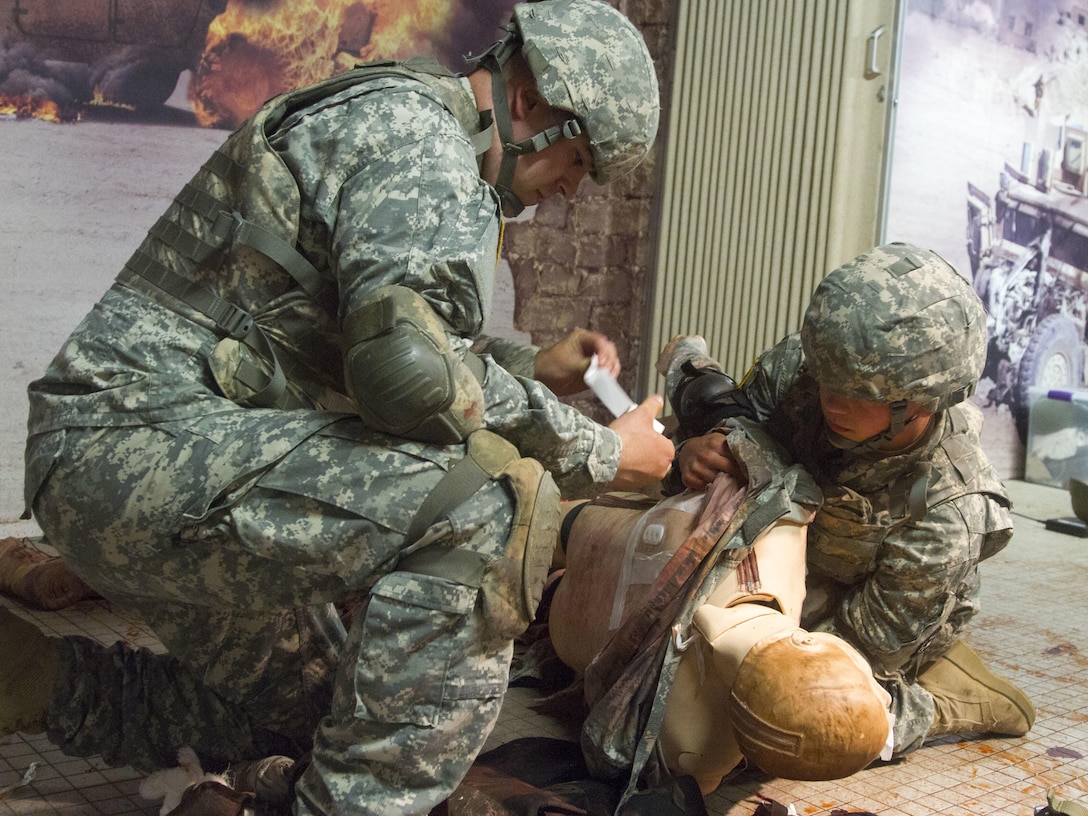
0 0 519 125
885 0 1088 481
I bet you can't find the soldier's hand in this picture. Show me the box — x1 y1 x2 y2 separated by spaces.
678 431 742 491
607 396 675 490
534 328 618 396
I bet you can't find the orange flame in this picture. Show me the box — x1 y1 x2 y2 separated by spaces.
2 0 473 127
89 86 135 111
0 94 73 123
353 0 453 63
189 0 455 129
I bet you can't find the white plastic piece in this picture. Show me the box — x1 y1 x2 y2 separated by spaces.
584 354 664 433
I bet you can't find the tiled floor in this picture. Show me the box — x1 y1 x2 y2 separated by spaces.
2 479 1086 815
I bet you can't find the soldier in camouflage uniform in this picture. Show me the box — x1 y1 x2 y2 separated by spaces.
3 1 673 814
658 242 1036 758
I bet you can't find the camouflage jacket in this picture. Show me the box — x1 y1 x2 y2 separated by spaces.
667 334 1014 676
26 60 620 498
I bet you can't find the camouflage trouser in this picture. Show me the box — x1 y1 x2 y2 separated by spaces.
28 412 517 816
883 675 937 755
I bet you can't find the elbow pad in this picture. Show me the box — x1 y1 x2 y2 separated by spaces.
343 285 485 444
670 361 757 438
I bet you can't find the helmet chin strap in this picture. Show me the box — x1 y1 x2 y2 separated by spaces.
483 53 527 217
469 28 585 218
823 399 915 454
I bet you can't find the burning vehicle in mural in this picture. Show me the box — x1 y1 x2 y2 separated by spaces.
968 119 1088 440
0 0 226 119
1 0 510 125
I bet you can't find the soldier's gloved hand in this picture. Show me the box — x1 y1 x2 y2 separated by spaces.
607 396 675 490
534 328 619 396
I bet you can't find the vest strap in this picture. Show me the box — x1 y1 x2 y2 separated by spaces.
118 257 287 408
404 453 493 549
165 177 324 299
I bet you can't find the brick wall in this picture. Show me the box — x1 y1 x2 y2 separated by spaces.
502 0 674 422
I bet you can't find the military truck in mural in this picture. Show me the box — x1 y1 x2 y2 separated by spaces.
1 0 226 114
967 121 1088 440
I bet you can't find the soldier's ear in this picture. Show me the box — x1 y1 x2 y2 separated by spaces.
509 84 544 123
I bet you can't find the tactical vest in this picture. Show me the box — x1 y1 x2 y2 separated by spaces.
806 405 1011 585
117 57 493 410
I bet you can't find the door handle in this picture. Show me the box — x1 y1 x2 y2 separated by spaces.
867 25 886 77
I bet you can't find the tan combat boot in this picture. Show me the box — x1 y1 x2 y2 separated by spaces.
0 606 60 736
918 640 1035 738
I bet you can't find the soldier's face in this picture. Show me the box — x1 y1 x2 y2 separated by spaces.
819 390 891 443
508 104 594 207
819 387 931 450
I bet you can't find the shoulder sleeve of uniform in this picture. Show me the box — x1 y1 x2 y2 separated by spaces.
740 334 804 421
926 404 1012 510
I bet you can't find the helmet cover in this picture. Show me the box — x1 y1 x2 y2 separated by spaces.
512 0 660 184
800 242 987 413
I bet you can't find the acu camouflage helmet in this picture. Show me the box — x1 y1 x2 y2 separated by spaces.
800 242 987 414
512 0 660 184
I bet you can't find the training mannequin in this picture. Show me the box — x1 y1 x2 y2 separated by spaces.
547 474 892 794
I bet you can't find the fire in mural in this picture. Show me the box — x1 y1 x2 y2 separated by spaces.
189 0 455 128
0 91 64 122
0 0 516 126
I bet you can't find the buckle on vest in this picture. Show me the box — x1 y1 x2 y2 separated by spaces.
217 308 254 340
206 294 254 340
211 209 246 245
